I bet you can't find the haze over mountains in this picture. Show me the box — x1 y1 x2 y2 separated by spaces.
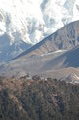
0 0 79 61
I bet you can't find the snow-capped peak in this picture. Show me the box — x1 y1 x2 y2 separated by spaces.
0 0 79 45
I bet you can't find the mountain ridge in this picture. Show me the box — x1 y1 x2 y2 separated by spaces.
15 20 79 59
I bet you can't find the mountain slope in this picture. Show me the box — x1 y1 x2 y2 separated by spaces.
0 33 32 61
1 46 79 78
42 46 79 71
16 20 79 59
